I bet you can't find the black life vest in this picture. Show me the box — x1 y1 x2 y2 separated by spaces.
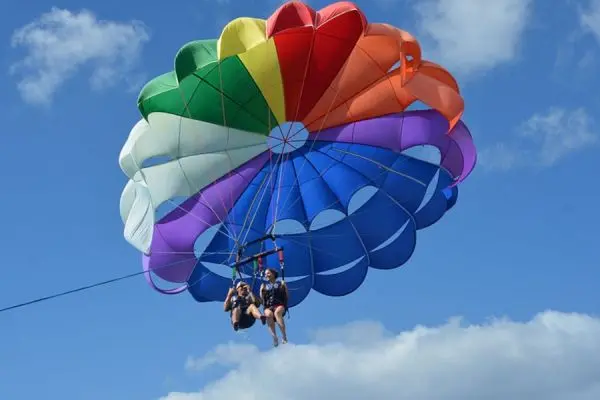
263 281 286 307
231 294 250 309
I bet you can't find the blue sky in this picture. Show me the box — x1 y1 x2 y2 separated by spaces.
0 0 599 399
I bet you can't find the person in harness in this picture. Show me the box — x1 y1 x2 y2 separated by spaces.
260 268 288 346
224 281 266 331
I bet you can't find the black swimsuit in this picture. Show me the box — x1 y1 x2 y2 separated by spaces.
230 294 256 329
263 281 286 312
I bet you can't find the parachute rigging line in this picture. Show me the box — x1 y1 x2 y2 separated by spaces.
0 270 148 314
0 255 214 315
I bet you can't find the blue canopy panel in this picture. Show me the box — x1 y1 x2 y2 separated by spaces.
186 160 281 304
186 141 457 307
312 141 457 229
443 185 459 210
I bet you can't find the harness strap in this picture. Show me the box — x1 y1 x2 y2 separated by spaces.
257 256 264 275
277 248 285 281
232 252 241 286
250 258 260 294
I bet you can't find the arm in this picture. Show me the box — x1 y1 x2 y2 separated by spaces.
259 283 266 306
224 288 234 312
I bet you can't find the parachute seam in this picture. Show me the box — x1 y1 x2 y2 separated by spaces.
306 228 316 299
206 154 274 267
237 152 284 248
191 57 276 135
300 70 414 134
277 149 342 223
122 135 177 257
286 154 310 228
277 28 363 215
290 34 391 135
291 161 418 269
343 220 371 296
174 85 238 244
271 25 318 237
138 62 219 115
323 140 456 182
309 143 419 231
205 140 440 242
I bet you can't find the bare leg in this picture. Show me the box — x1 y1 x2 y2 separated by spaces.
264 308 278 346
247 305 266 324
274 306 287 343
231 307 241 331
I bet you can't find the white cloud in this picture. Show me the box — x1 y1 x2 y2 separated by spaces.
580 0 600 42
553 1 600 80
161 311 600 400
479 107 598 171
9 8 149 105
520 108 597 165
184 342 259 372
478 143 526 172
413 0 532 76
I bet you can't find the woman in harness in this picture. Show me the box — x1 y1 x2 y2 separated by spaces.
224 281 266 331
260 268 288 346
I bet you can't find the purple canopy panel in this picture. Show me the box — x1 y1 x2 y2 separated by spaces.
314 110 476 184
142 152 270 290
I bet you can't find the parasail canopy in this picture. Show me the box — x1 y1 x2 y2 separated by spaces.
118 1 477 308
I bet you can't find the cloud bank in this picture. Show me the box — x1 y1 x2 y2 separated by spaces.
9 8 149 105
580 0 600 42
162 310 600 400
479 107 598 171
413 0 532 76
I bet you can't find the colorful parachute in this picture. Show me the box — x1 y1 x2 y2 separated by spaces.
118 1 477 307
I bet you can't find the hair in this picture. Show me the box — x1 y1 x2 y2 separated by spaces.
265 268 278 279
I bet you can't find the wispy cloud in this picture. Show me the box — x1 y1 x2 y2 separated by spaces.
185 342 259 372
163 311 600 399
9 8 150 105
580 0 600 42
554 0 600 81
478 143 525 172
412 0 533 76
479 107 598 171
